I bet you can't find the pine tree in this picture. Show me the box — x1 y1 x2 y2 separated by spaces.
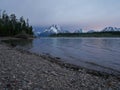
0 10 33 36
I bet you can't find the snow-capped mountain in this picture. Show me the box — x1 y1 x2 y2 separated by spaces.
102 27 120 32
39 25 70 36
74 29 82 33
44 25 61 34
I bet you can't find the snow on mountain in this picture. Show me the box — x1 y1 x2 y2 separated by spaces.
39 25 70 36
102 27 120 32
43 25 61 34
33 26 120 37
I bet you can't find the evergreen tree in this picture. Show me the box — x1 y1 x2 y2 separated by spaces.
0 10 33 36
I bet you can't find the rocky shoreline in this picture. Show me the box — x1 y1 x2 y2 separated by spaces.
0 39 120 90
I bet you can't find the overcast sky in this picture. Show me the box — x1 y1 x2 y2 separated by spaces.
0 0 120 31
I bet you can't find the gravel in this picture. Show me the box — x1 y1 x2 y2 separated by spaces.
0 42 120 90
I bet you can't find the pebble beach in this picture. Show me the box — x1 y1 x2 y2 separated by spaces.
0 38 120 90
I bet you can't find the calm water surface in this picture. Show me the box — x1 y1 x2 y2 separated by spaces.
4 38 120 74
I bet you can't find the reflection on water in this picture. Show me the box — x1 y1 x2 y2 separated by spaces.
2 38 120 74
3 39 33 50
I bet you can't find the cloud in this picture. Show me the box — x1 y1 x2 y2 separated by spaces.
0 0 120 30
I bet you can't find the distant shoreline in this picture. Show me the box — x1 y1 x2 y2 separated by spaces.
50 31 120 37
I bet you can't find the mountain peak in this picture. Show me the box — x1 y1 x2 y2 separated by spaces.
37 25 63 37
44 24 61 34
102 27 120 32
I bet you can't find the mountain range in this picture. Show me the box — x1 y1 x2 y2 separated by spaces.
34 25 120 37
102 27 120 32
36 25 64 37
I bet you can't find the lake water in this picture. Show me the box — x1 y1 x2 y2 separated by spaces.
3 38 120 74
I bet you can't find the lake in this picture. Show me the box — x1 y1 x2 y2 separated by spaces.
3 37 120 74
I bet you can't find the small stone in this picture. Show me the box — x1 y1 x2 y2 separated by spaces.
51 71 57 76
56 57 60 59
13 75 16 79
19 89 22 90
0 82 2 85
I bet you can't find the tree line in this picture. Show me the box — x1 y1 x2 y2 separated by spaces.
0 10 33 36
50 32 120 37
